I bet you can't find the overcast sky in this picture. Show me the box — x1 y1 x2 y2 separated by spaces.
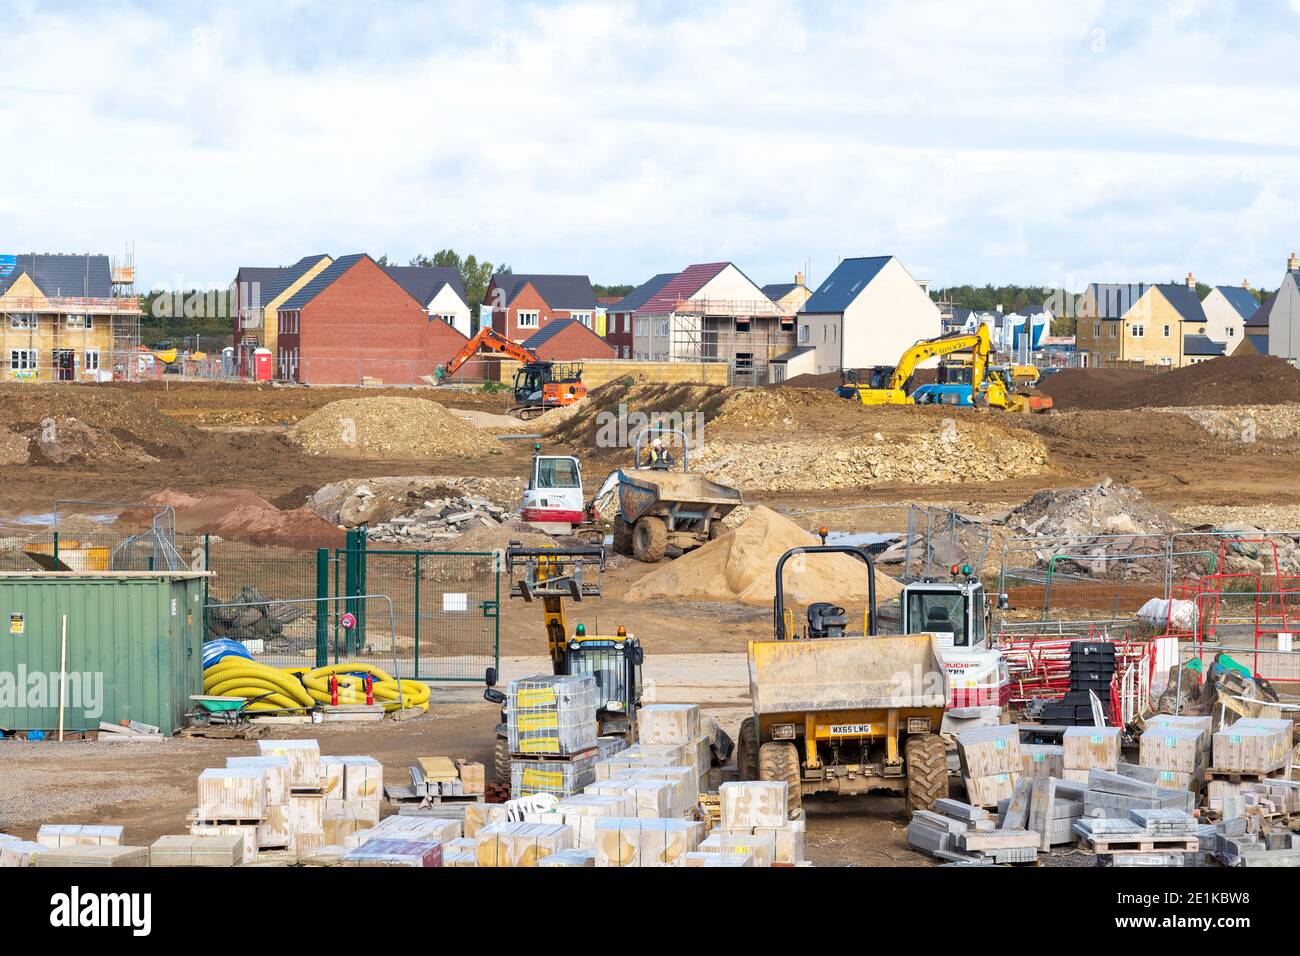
2 0 1299 293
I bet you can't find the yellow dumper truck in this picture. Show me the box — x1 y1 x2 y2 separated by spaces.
738 546 950 814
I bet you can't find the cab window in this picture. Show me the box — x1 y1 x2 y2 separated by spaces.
536 457 580 489
907 591 969 647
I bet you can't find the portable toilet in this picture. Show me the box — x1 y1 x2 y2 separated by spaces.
221 346 235 377
252 347 273 382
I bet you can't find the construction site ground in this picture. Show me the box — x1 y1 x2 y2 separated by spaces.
4 364 1300 866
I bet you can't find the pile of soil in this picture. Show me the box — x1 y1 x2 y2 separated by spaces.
1040 356 1300 410
140 489 344 546
287 397 486 459
624 505 902 608
0 383 190 466
542 380 728 450
694 389 1050 490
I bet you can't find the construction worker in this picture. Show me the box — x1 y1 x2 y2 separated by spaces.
648 437 673 469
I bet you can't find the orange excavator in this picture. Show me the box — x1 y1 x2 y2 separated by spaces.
435 327 587 420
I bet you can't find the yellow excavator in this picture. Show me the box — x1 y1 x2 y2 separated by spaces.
840 325 995 406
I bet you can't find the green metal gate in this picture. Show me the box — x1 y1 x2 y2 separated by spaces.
323 543 500 682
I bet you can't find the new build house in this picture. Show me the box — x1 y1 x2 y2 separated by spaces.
0 253 140 382
232 254 333 376
273 254 467 385
1075 277 1209 368
632 261 795 384
1200 283 1258 347
762 273 813 314
383 266 472 338
797 256 941 373
522 317 616 361
485 274 597 342
1243 253 1300 363
606 272 675 360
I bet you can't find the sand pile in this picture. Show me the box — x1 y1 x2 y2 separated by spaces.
624 505 902 609
694 424 1049 491
288 397 486 459
142 489 344 546
1040 355 1300 410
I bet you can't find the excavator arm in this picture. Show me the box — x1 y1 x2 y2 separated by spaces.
437 327 540 380
889 324 992 392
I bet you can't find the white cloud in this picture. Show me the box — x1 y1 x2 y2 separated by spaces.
0 0 1297 291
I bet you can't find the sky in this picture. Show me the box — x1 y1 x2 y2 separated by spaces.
2 0 1299 294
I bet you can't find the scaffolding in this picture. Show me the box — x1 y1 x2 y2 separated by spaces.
0 250 142 382
665 297 797 385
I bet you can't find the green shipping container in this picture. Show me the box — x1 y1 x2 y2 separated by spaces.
0 571 208 735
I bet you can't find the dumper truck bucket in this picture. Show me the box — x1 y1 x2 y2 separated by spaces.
748 634 949 714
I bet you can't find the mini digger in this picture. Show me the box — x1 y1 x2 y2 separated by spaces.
483 542 643 784
737 545 951 814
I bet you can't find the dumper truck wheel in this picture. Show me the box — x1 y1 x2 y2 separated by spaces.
632 516 668 562
737 717 759 780
759 741 802 817
494 732 511 789
904 733 948 812
612 516 634 555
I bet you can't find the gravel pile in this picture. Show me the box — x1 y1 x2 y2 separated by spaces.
288 397 486 459
367 494 513 544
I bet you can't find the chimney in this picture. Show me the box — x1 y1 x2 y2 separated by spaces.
1186 271 1196 289
795 271 805 287
1290 252 1298 272
1243 279 1251 289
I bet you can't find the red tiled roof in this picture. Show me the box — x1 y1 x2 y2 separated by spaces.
638 262 730 315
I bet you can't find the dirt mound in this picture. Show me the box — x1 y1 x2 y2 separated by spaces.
695 398 1049 490
0 383 190 467
143 489 343 546
287 397 486 459
542 380 728 449
625 505 902 609
1040 356 1300 410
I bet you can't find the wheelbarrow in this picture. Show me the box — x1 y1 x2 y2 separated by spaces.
189 693 272 726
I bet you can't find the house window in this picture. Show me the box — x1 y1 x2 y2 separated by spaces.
635 318 646 337
656 319 669 337
433 313 456 325
1093 322 1101 338
735 317 751 333
65 315 93 329
1159 357 1172 366
798 325 810 344
1131 324 1144 338
9 349 37 371
1228 327 1235 337
84 350 100 371
517 310 540 329
571 312 592 328
10 314 36 330
1107 324 1116 338
1163 324 1170 338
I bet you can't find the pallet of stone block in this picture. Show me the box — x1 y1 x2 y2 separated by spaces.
957 725 1020 779
637 703 701 746
596 742 695 779
476 821 576 867
1074 828 1198 854
696 828 774 867
1103 851 1188 867
227 755 292 805
36 824 124 848
150 834 245 867
605 765 697 817
528 795 639 848
384 783 484 806
189 822 259 863
1020 744 1064 779
1211 718 1293 775
964 771 1018 808
1216 834 1300 867
1062 725 1120 772
537 847 596 867
0 839 44 867
512 750 598 800
33 845 151 867
721 820 806 864
1128 808 1198 836
506 674 599 756
323 798 382 845
1143 713 1211 752
198 768 267 822
255 739 322 790
442 837 478 867
586 777 679 819
720 780 789 829
345 814 461 849
595 816 707 868
340 838 443 867
1139 725 1204 774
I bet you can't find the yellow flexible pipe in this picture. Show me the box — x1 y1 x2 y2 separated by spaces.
203 667 313 706
205 677 313 709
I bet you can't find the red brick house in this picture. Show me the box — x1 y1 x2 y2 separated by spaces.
485 273 597 341
275 254 468 385
522 318 617 361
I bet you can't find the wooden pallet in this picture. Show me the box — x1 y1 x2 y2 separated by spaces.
384 784 484 807
1204 766 1288 784
1086 836 1199 854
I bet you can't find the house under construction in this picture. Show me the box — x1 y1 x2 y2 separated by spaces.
0 252 142 382
631 262 796 384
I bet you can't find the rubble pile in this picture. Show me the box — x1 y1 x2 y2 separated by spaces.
311 476 523 529
1180 404 1300 442
367 494 513 545
1005 479 1179 571
694 427 1049 491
